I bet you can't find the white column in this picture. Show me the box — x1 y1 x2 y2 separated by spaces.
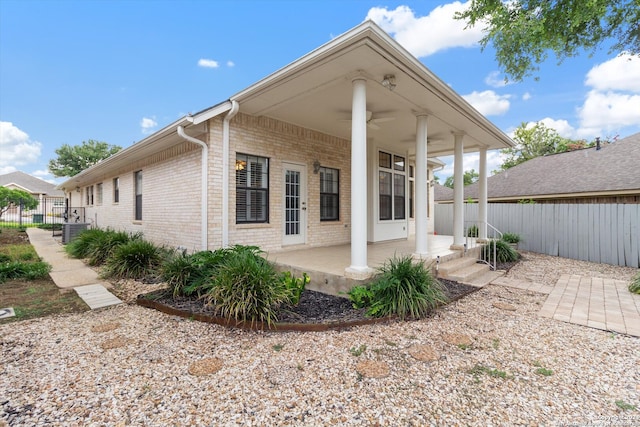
478 147 488 241
451 133 465 249
346 78 372 279
414 114 429 257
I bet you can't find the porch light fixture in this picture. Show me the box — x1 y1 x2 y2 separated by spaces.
381 74 396 91
75 186 81 192
313 160 321 174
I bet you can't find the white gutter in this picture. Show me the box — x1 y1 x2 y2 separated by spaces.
222 100 240 247
177 125 209 251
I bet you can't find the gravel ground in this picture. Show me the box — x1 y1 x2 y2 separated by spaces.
1 253 639 426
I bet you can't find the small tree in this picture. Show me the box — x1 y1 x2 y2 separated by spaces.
48 140 122 178
0 187 38 219
444 169 479 188
499 122 573 171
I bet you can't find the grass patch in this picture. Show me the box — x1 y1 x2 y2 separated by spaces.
349 344 367 357
615 400 637 411
535 367 553 376
272 344 284 352
468 364 510 381
0 228 88 323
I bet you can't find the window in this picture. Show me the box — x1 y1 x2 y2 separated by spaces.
96 183 103 205
113 177 119 203
236 154 268 223
319 166 339 221
86 185 94 206
378 151 406 221
409 165 414 219
134 171 142 221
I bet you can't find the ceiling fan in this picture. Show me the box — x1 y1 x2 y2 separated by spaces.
340 110 396 130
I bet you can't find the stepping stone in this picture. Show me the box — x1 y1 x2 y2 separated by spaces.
75 284 122 309
0 307 15 319
91 322 121 333
493 302 517 311
188 357 223 376
100 335 130 350
442 333 473 347
408 345 439 362
356 360 390 378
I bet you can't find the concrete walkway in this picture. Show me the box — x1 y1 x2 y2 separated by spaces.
26 228 122 309
493 275 640 337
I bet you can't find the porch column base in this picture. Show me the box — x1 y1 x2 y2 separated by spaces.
449 244 465 251
345 266 375 280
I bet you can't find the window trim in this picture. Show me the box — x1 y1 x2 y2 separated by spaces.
235 153 269 224
134 170 142 221
113 177 120 204
378 150 406 222
319 166 339 222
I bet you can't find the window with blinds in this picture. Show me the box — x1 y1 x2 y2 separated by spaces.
236 153 269 223
319 166 339 221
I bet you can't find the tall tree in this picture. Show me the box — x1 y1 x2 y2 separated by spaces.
456 0 640 81
444 169 479 188
499 122 572 171
49 140 122 178
0 187 38 219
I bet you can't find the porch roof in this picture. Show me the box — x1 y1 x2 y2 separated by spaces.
60 21 513 191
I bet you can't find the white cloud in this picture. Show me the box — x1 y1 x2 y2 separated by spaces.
533 118 577 139
198 58 219 68
578 90 640 132
0 121 42 170
484 71 511 88
226 60 235 67
522 92 531 101
140 116 158 134
365 2 484 57
585 53 640 92
462 90 510 116
434 149 506 182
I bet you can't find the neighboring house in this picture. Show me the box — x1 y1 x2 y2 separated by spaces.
0 171 65 215
59 21 513 278
436 132 640 204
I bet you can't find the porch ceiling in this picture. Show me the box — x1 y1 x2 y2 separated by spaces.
232 21 514 157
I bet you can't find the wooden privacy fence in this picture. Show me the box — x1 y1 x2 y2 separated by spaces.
435 203 640 268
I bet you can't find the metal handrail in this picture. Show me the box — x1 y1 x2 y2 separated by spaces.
464 220 503 271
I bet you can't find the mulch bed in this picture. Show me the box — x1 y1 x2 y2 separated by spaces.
137 278 479 332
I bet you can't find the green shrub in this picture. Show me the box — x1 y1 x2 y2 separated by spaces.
501 232 521 244
466 224 478 237
202 247 291 328
0 261 51 282
65 228 109 259
162 248 231 297
482 239 519 263
86 229 135 266
348 285 374 309
281 271 309 305
0 253 11 263
37 223 62 231
102 239 166 280
629 272 640 295
364 255 447 320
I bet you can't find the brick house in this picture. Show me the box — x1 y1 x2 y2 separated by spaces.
59 21 513 279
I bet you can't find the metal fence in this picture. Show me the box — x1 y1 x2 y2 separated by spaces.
435 203 640 268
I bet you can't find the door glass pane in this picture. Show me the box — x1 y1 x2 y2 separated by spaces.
285 170 300 236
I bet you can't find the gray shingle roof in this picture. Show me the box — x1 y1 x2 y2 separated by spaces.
0 171 64 197
436 132 640 201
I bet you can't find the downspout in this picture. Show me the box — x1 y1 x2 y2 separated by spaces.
177 125 209 251
222 100 240 247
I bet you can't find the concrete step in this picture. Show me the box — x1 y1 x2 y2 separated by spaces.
437 256 477 278
464 269 505 288
447 262 490 283
74 284 123 309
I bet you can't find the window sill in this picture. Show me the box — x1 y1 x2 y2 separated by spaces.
235 223 271 229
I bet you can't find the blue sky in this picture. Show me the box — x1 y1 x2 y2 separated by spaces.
2 0 639 183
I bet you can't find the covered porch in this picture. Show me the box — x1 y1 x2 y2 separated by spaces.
269 234 479 295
